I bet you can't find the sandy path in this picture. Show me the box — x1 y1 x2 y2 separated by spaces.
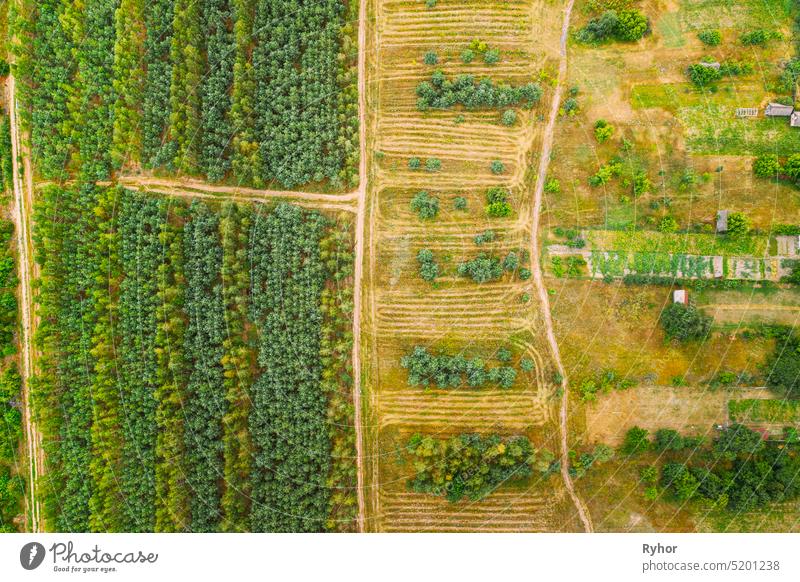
8 74 43 533
349 0 369 533
527 0 593 533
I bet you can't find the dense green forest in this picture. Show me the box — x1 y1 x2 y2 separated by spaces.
0 217 22 532
13 0 360 190
32 187 357 532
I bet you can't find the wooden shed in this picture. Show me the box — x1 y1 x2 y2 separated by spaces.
766 102 794 117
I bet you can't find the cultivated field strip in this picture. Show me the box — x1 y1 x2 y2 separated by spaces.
366 0 566 532
379 390 549 430
379 490 556 532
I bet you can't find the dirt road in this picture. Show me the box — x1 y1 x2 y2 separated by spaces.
527 0 594 533
7 74 43 533
349 0 369 533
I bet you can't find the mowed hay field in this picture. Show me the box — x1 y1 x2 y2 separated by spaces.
362 0 580 532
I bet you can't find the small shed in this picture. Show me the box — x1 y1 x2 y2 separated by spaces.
735 107 758 118
716 210 729 233
766 102 794 117
673 290 688 305
791 112 800 127
697 61 721 70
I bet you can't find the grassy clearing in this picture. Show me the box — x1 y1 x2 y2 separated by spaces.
729 398 800 423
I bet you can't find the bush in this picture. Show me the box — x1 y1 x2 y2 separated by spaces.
490 160 505 174
410 191 439 219
518 268 531 280
453 196 468 210
766 335 800 398
417 249 440 282
474 230 496 245
659 216 678 233
425 158 442 172
653 429 685 452
503 251 519 271
660 302 711 342
615 10 650 42
483 49 500 65
423 51 438 65
621 427 650 455
726 212 750 237
687 63 722 87
408 157 421 170
416 72 542 111
633 172 652 196
740 29 781 46
577 9 649 43
501 110 517 126
698 29 721 46
461 49 475 64
594 119 614 143
485 187 513 218
545 178 561 194
0 61 9 78
457 254 503 283
753 154 780 179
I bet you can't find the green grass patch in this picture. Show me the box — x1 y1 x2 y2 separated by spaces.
585 228 766 257
729 398 800 423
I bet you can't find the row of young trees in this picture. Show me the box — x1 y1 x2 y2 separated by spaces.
0 218 22 532
15 0 359 189
33 189 357 531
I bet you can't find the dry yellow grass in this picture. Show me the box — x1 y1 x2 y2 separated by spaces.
361 0 576 532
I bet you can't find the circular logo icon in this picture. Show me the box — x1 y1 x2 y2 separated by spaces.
20 542 46 570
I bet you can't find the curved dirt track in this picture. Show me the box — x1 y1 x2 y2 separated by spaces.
527 0 594 533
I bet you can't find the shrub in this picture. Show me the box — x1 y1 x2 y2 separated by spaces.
653 429 685 452
594 119 614 143
490 160 505 174
408 157 421 170
726 212 750 237
461 49 475 64
783 154 800 181
410 191 439 219
545 178 561 194
563 97 579 115
633 171 652 196
753 154 780 179
425 158 442 172
485 187 513 217
518 268 531 280
740 29 781 46
577 9 649 43
496 347 512 362
501 110 518 126
621 427 650 455
687 63 722 87
660 303 712 342
457 254 503 283
483 49 500 65
698 29 721 46
474 230 496 245
659 216 678 233
416 72 542 111
423 51 438 65
0 61 9 78
417 249 440 282
503 251 519 271
453 196 468 210
520 358 535 372
616 10 649 41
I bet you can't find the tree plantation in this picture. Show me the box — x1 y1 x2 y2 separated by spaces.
32 187 357 532
14 0 360 189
